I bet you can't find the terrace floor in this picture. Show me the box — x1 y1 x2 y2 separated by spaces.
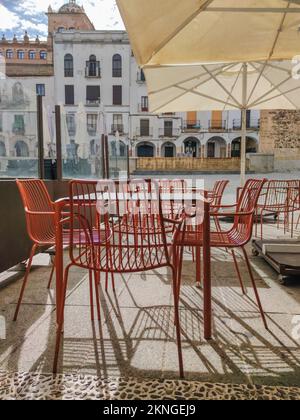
1 218 300 400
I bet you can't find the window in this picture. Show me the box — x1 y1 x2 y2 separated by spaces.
64 54 73 77
86 55 100 77
113 85 122 105
17 50 25 59
0 113 3 132
6 49 13 59
13 115 25 135
36 84 45 97
66 114 76 136
141 96 148 112
140 119 150 136
137 69 146 82
29 50 36 60
87 114 98 135
164 120 173 137
112 54 122 77
15 140 29 157
112 114 123 133
40 51 47 60
86 86 100 105
65 85 75 105
58 27 65 32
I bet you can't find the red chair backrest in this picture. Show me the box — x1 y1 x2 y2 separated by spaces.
261 180 299 212
68 179 173 273
16 179 55 244
211 180 229 208
234 179 267 242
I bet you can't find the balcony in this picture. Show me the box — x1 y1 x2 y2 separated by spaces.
86 99 100 107
232 118 260 131
135 128 153 138
138 103 149 113
87 125 97 136
12 125 25 135
136 71 146 83
159 128 181 138
182 120 202 132
111 124 125 135
208 120 227 131
85 63 101 78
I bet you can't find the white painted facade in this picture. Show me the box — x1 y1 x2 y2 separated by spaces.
53 30 260 162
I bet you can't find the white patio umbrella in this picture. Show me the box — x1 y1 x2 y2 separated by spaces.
117 0 300 184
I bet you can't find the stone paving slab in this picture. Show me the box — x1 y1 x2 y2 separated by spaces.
0 371 299 400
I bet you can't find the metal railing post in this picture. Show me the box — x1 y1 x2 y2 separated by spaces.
37 95 45 179
55 105 62 180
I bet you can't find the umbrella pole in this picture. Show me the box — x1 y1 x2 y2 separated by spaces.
240 63 248 186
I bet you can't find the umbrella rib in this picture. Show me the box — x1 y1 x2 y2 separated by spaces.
269 1 292 60
145 0 214 65
148 63 235 96
248 2 291 103
248 64 294 108
175 86 239 109
249 85 300 109
202 65 242 108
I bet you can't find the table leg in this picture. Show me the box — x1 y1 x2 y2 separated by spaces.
203 197 212 340
55 203 63 324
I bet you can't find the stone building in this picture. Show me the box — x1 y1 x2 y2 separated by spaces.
260 110 300 171
0 0 263 177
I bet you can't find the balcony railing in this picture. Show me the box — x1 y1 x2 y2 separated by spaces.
85 63 101 78
111 124 124 135
135 128 153 137
12 125 25 135
208 120 227 131
137 72 146 83
159 128 181 137
87 125 97 136
182 120 202 132
138 103 149 112
86 99 100 107
232 118 260 130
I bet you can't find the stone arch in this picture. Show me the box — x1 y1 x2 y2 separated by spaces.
162 142 176 158
15 140 29 157
206 136 227 158
0 141 6 157
231 136 259 157
136 141 155 158
183 137 200 158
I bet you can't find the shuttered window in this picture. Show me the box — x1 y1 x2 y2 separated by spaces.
113 85 122 105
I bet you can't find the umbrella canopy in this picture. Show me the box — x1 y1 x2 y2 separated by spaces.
117 0 300 184
145 61 300 113
117 0 300 66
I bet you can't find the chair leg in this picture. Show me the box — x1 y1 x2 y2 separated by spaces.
171 265 184 379
94 271 101 322
13 244 37 321
47 256 55 289
241 247 268 330
231 250 246 295
53 263 72 373
89 269 95 322
195 246 201 287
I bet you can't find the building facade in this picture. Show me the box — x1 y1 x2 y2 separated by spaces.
0 0 261 177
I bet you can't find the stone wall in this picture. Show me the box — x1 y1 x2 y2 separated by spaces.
260 110 300 171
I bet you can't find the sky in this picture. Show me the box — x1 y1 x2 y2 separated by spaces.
0 0 124 40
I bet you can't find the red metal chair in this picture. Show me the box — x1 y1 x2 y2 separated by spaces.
175 179 268 329
53 179 185 377
187 180 229 285
13 180 60 321
256 180 300 239
14 179 102 321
